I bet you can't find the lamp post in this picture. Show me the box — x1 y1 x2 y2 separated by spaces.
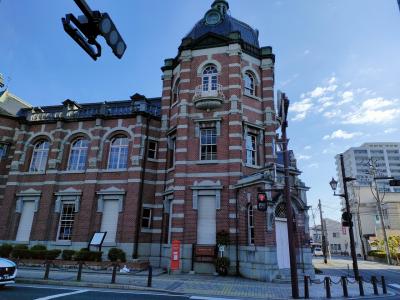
329 154 359 279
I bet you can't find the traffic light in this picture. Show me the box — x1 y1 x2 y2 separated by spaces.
257 193 267 212
389 179 400 186
99 13 127 59
341 212 352 227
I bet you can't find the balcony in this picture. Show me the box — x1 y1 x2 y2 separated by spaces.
193 84 225 110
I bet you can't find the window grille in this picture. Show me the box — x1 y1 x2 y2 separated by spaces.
202 65 218 92
57 202 75 241
200 128 217 160
275 202 286 218
30 141 50 172
108 136 128 169
68 139 89 171
246 134 257 165
244 72 255 96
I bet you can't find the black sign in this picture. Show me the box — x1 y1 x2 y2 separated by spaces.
389 179 400 186
341 212 352 227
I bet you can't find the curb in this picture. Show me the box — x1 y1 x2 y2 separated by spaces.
15 278 184 296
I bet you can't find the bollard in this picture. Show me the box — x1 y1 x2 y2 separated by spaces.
77 261 83 282
371 276 378 295
341 276 348 297
147 265 153 287
324 277 331 299
304 276 309 299
43 260 50 280
381 276 387 294
358 276 365 297
111 263 117 284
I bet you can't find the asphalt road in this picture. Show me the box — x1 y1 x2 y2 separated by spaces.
0 284 195 300
314 256 400 285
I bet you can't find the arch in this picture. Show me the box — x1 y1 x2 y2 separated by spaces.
29 139 50 172
107 134 129 169
26 133 53 147
67 138 90 171
241 66 261 84
64 130 92 145
97 128 134 165
197 60 222 75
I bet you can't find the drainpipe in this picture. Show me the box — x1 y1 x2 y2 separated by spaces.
133 115 150 259
235 188 240 275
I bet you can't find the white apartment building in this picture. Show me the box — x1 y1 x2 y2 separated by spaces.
336 143 400 256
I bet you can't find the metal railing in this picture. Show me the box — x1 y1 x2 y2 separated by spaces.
193 84 225 100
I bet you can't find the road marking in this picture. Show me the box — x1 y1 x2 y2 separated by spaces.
34 290 89 300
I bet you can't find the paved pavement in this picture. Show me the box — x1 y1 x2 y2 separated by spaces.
12 264 392 299
314 256 400 284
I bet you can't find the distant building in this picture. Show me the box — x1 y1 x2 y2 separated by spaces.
310 218 351 256
336 143 400 256
0 89 31 116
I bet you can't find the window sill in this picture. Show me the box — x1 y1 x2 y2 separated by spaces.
148 158 158 163
62 170 86 174
243 93 262 102
26 171 46 175
167 167 175 172
53 240 72 246
196 160 219 165
245 164 262 169
102 242 117 247
103 168 128 173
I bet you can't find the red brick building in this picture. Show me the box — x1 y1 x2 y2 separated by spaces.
0 0 312 280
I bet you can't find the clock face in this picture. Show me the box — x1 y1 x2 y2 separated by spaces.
206 11 221 25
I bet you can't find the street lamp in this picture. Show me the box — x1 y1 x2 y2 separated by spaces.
330 154 360 279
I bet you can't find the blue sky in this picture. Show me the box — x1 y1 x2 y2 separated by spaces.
1 0 399 222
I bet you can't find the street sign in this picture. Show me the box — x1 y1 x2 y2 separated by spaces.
257 192 267 211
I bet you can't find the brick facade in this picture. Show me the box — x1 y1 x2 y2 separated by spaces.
0 1 313 281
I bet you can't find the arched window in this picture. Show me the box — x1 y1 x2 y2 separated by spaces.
202 65 218 92
30 140 50 172
172 78 180 103
244 72 255 96
108 135 128 169
247 204 255 245
68 138 89 171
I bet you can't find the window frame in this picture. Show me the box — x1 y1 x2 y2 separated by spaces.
200 127 217 161
141 207 152 229
29 140 50 173
107 135 129 170
247 204 255 245
0 143 8 161
202 65 218 92
245 133 258 166
56 201 75 241
67 138 89 171
244 72 255 96
147 140 158 160
172 78 180 103
168 135 176 169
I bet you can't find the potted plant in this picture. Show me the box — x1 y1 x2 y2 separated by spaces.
215 230 230 275
215 257 230 276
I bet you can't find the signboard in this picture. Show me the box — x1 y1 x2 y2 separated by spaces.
389 179 400 186
170 240 181 271
89 232 107 251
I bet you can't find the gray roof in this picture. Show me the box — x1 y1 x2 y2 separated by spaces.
185 14 260 48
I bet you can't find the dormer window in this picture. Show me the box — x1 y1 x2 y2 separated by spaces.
202 65 218 92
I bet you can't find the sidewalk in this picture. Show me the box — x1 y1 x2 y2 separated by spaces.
16 267 393 299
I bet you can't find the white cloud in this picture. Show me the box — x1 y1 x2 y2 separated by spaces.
384 128 398 134
304 49 310 55
343 97 400 125
323 129 363 140
298 154 312 160
338 91 354 105
304 145 311 150
290 98 313 121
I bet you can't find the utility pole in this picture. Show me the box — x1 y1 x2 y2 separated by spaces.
318 199 328 264
278 91 299 299
367 159 392 265
353 185 367 260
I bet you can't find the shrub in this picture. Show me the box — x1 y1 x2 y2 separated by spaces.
368 250 386 259
74 248 102 262
30 245 48 259
12 244 31 259
62 250 76 261
30 245 47 251
45 249 61 260
108 248 126 262
215 256 230 276
0 244 13 258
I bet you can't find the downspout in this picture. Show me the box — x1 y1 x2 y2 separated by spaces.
133 115 150 259
235 187 240 275
158 72 174 266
